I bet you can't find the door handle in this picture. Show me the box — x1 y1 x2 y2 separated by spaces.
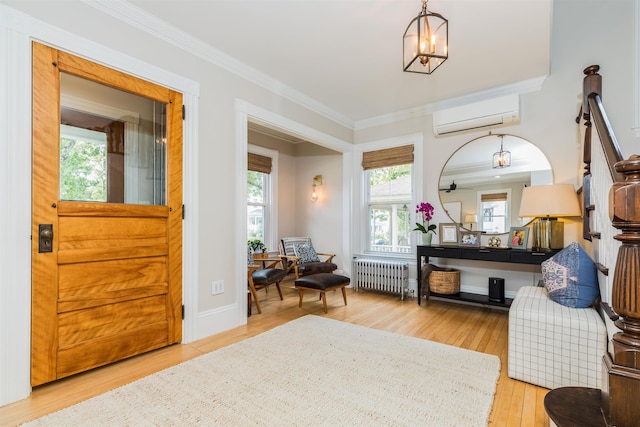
39 224 53 253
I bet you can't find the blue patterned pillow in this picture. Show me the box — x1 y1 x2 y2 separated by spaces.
541 242 599 308
293 242 320 263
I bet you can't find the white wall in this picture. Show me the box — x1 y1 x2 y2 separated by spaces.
293 154 344 269
277 152 299 241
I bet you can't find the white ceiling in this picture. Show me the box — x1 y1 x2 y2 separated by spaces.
126 0 553 126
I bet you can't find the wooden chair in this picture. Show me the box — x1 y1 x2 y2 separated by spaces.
247 257 287 314
279 237 337 279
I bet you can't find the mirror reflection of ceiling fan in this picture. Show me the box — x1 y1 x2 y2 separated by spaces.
439 181 472 192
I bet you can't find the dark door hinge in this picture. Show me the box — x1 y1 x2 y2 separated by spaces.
181 305 185 320
182 204 185 220
182 105 185 120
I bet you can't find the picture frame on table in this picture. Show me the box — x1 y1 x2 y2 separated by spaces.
439 223 459 246
459 231 481 247
508 226 529 250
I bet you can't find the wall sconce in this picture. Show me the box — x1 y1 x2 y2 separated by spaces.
519 184 582 251
311 175 322 202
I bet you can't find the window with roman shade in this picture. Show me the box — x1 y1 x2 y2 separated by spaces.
247 152 273 245
248 152 272 174
481 192 507 202
361 144 414 170
479 191 509 233
362 144 414 254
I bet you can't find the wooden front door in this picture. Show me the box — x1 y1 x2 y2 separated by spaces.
31 42 183 386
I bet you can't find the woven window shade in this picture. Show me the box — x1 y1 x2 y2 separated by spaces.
248 153 272 174
361 145 414 170
481 192 508 202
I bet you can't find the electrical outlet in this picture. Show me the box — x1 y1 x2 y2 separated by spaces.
212 280 224 295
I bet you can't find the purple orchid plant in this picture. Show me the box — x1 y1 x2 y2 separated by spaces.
413 202 437 235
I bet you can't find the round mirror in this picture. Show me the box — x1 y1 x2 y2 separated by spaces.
439 133 552 234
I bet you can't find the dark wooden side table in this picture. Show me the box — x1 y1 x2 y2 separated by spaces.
544 387 607 427
416 245 557 306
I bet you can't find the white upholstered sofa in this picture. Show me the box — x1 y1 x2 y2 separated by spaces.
508 286 607 389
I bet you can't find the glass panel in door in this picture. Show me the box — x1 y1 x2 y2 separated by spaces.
59 72 167 205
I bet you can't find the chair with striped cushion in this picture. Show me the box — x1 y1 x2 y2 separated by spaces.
279 237 337 279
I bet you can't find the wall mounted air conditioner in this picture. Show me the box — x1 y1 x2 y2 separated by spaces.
432 94 520 136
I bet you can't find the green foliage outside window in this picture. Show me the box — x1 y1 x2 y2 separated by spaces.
247 170 266 241
247 171 264 202
368 164 412 252
59 137 107 202
368 164 411 187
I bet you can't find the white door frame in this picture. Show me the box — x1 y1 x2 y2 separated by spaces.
234 100 353 325
0 5 200 406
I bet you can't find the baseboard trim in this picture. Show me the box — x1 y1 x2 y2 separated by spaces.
194 303 243 341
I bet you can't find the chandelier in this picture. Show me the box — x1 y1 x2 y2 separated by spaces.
492 135 511 168
403 0 448 74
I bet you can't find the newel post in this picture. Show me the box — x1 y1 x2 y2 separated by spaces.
610 154 640 363
604 154 640 427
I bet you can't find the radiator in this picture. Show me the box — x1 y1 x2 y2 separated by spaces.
352 258 410 300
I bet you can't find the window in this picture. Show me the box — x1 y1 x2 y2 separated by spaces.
247 150 275 248
479 191 510 233
362 145 414 254
60 125 107 202
60 73 167 205
247 170 268 241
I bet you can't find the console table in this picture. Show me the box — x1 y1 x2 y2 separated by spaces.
416 245 557 307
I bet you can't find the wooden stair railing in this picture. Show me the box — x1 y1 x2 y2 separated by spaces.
575 65 640 427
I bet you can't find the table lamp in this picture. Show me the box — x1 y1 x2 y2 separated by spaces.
464 214 478 230
518 184 582 251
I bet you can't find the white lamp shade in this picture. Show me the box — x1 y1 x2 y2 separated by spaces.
519 184 582 218
464 214 478 223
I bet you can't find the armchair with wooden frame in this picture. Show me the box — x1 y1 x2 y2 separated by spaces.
279 237 337 279
247 256 287 315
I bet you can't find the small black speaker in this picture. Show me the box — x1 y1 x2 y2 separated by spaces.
488 277 505 303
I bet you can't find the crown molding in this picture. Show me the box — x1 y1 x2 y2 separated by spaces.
81 1 550 134
80 0 355 129
354 75 547 131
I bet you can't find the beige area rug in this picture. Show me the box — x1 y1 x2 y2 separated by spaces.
24 316 501 426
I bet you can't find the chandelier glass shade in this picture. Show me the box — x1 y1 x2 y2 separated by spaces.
403 0 448 74
492 135 511 168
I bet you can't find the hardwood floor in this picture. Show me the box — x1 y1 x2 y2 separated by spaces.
1 279 550 426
